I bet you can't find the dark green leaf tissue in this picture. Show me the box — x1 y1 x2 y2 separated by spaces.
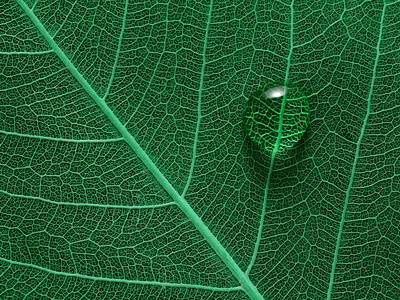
1 0 399 299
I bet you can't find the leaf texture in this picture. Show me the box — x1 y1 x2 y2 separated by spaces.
1 0 400 299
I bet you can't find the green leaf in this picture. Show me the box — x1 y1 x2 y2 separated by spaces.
1 0 399 299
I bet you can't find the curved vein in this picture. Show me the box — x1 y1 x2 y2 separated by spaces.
246 0 295 275
0 50 54 55
0 130 124 143
0 190 176 209
0 257 243 292
124 5 170 127
182 0 212 197
326 2 386 299
102 0 129 101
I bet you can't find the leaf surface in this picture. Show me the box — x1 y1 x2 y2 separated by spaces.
1 0 400 299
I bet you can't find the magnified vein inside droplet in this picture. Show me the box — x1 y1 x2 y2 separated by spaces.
243 83 310 153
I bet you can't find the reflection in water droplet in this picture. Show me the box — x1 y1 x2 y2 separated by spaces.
262 86 285 99
243 82 310 153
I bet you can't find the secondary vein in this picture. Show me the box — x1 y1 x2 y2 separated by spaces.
0 130 124 143
326 2 386 299
0 190 176 209
103 0 129 101
246 0 295 276
0 257 243 292
182 0 213 197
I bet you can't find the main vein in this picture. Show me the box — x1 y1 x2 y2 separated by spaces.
16 0 264 298
326 2 386 299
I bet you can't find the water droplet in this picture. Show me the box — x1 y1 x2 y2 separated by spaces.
243 82 310 153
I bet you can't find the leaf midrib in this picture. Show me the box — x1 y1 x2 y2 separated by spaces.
15 0 264 299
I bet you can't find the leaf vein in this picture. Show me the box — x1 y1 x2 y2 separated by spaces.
16 1 264 298
326 2 387 299
0 257 243 292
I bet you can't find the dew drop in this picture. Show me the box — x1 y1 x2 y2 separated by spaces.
243 82 310 153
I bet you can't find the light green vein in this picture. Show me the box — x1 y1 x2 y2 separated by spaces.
16 1 264 298
0 68 66 92
124 3 170 126
0 190 176 209
326 2 386 299
0 50 54 55
182 0 212 197
0 130 124 143
246 151 277 276
31 0 39 11
246 0 295 275
0 257 243 292
103 0 129 101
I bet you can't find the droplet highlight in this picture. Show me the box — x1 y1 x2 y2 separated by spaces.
243 82 310 153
